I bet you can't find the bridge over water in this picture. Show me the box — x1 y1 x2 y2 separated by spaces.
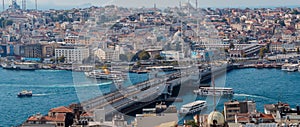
79 64 232 117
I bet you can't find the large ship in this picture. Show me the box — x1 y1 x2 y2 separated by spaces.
1 62 38 70
178 100 207 115
193 87 234 96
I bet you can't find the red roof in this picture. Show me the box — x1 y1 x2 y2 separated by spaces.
49 106 73 113
260 114 274 120
27 116 39 121
81 112 93 117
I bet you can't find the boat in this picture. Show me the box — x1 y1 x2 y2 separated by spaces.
85 69 127 80
287 64 298 72
281 64 289 71
178 100 207 115
1 62 38 70
193 87 234 96
17 90 32 97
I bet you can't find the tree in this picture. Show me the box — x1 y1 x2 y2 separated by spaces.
185 120 198 127
138 50 150 60
229 42 235 49
296 47 300 54
259 47 268 59
154 54 163 60
58 55 66 63
282 48 286 54
119 54 128 61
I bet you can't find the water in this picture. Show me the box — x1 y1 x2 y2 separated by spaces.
0 68 300 126
0 68 149 126
173 68 300 123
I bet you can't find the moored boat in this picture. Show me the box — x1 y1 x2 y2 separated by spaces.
287 64 298 72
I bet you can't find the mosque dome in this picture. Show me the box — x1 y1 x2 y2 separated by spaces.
207 111 225 126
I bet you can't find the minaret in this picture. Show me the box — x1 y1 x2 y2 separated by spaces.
22 0 26 10
179 1 181 9
35 0 37 10
212 75 216 111
195 0 198 10
2 0 4 11
188 0 190 15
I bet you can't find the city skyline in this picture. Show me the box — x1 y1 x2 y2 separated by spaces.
3 0 300 10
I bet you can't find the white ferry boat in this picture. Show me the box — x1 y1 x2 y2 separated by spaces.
85 69 127 80
194 87 234 96
178 100 207 115
1 62 38 70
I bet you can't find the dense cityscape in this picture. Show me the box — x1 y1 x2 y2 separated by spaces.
1 0 300 127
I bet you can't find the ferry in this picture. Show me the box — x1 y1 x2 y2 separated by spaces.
85 69 127 80
1 62 38 70
17 90 32 97
178 100 207 115
193 87 234 96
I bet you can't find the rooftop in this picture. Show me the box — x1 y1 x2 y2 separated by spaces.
49 106 73 113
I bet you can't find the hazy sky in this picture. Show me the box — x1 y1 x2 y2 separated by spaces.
10 0 300 10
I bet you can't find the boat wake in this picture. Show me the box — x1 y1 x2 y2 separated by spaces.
32 93 56 97
0 82 112 88
234 93 274 100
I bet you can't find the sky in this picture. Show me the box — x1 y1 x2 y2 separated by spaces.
6 0 300 10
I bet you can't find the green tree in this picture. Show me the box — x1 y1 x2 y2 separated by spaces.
282 48 286 54
154 54 163 60
136 61 141 67
5 20 13 26
58 55 66 63
138 50 150 60
185 120 198 127
229 42 235 49
119 54 128 61
259 47 268 59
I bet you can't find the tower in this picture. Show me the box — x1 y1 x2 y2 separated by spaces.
22 0 26 10
35 0 37 10
179 1 181 9
2 0 4 11
195 0 198 10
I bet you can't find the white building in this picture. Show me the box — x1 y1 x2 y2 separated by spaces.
94 48 120 62
160 50 184 60
55 46 89 64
